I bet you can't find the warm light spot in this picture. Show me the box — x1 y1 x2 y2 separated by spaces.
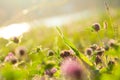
0 23 30 39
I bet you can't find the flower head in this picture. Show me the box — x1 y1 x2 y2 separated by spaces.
15 46 27 57
85 48 93 56
47 50 54 56
108 39 116 47
45 67 57 77
92 23 101 32
11 37 19 43
90 44 98 51
96 47 105 56
4 52 17 64
15 46 27 61
61 58 86 80
60 50 74 58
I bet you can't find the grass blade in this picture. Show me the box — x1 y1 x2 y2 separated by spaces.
57 27 93 67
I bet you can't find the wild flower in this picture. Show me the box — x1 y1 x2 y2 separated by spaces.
92 23 101 32
60 50 74 58
90 44 98 51
47 50 54 56
4 52 17 64
60 58 86 80
96 47 105 56
15 46 27 61
95 56 102 65
11 37 19 44
108 39 116 47
85 48 93 56
45 67 57 77
103 44 109 51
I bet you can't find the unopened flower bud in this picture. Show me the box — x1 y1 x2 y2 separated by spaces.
11 58 17 64
12 37 19 43
47 50 54 56
95 56 102 65
15 47 27 61
90 44 98 51
45 68 57 77
15 47 27 57
96 47 105 56
45 69 53 77
60 50 73 58
92 23 101 32
108 60 115 70
104 45 109 51
85 48 93 56
108 60 115 66
108 39 116 47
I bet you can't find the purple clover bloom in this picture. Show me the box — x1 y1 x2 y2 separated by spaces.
61 58 86 80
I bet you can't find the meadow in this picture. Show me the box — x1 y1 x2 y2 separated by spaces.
0 9 120 80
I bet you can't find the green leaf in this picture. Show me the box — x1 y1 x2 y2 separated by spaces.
56 27 93 67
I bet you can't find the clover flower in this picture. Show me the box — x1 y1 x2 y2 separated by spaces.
61 58 86 80
45 67 57 77
4 52 17 64
92 23 101 32
60 50 74 58
85 48 93 56
15 46 27 61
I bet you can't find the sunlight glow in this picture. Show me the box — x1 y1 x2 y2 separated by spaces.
0 23 30 39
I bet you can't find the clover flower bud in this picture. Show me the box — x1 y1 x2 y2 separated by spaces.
85 48 93 56
4 52 17 64
47 50 54 56
92 23 101 32
15 47 27 57
108 60 115 70
90 44 98 51
45 68 57 77
12 37 19 43
96 47 105 56
108 39 116 47
60 50 74 58
95 56 102 65
15 47 27 61
104 45 109 51
108 60 115 66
